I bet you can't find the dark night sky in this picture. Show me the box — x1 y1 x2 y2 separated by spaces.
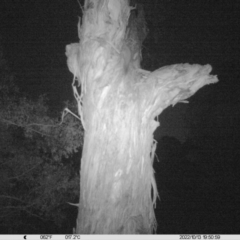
0 0 240 141
1 0 82 110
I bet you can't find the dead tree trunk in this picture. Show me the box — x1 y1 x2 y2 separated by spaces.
65 0 218 234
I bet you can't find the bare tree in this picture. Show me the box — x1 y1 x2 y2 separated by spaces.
65 0 218 234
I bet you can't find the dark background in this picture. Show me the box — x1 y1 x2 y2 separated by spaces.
0 0 239 234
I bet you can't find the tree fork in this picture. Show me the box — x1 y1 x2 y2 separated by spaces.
66 0 218 234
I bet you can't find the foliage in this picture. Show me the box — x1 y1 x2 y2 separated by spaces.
0 51 83 233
